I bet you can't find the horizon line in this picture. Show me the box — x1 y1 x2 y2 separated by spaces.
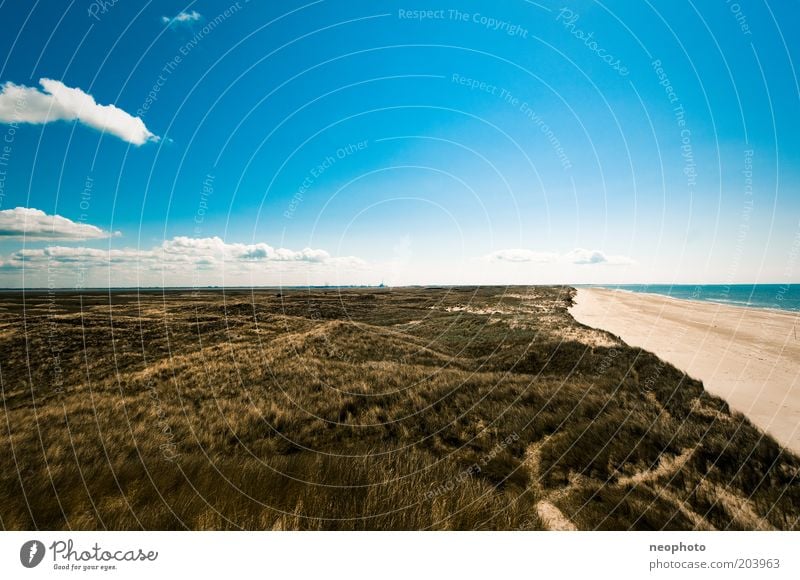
0 282 796 291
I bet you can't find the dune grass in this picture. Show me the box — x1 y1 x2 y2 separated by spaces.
1 286 798 530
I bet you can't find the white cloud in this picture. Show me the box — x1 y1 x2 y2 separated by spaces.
159 236 339 264
4 236 364 271
564 248 635 266
162 11 202 25
13 246 137 263
0 79 158 145
485 249 558 263
0 207 118 240
484 247 634 266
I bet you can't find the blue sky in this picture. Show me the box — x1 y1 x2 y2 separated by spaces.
0 0 798 287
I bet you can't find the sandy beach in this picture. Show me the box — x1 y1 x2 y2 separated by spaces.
570 288 800 454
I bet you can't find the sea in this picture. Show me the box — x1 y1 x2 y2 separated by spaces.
602 284 800 312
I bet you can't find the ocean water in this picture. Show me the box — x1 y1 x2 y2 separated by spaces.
605 284 800 312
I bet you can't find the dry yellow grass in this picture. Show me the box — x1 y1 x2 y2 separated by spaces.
0 286 798 530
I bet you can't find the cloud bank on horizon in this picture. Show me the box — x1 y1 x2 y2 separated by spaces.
0 230 366 287
486 248 634 266
0 78 158 145
0 208 634 286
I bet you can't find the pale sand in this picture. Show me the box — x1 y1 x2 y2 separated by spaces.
570 288 800 454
